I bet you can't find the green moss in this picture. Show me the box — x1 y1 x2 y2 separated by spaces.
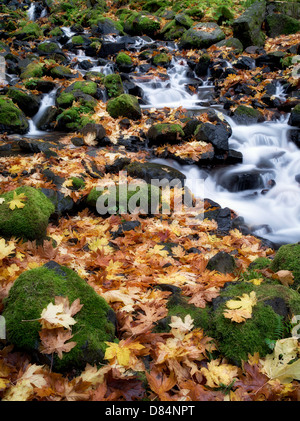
86 183 160 215
124 12 161 36
56 107 95 131
20 61 44 79
211 281 300 364
50 65 73 79
270 244 300 288
185 6 204 19
103 74 124 98
3 263 116 372
0 186 54 241
71 177 86 190
249 257 271 270
15 22 42 40
106 94 142 120
38 42 59 54
116 52 133 66
71 35 85 45
153 52 171 66
70 81 98 96
0 97 29 134
56 92 75 108
49 27 63 37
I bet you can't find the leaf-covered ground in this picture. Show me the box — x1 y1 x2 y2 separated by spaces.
0 0 300 402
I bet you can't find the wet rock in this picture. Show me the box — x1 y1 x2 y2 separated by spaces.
80 123 106 144
125 162 186 186
232 0 266 47
194 121 231 153
231 105 265 125
256 52 285 70
207 251 237 274
24 78 57 93
214 37 244 53
106 94 142 120
99 41 126 58
266 12 300 38
147 123 184 146
288 103 300 128
179 22 225 49
0 96 29 134
233 55 255 70
6 87 41 117
18 137 62 154
218 171 264 192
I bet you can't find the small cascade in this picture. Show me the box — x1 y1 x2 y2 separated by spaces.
152 116 300 244
27 89 58 136
27 3 36 21
133 57 213 109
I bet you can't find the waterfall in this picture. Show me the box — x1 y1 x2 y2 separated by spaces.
28 89 58 135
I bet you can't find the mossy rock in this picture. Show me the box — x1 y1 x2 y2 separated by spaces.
20 61 44 79
147 123 184 146
232 0 266 48
15 22 42 40
174 13 194 29
103 74 124 98
270 243 300 288
65 81 98 97
249 257 271 270
216 6 234 25
179 22 225 49
56 92 76 108
86 183 161 216
49 27 64 37
231 105 265 125
6 87 40 118
185 6 204 20
56 107 95 132
159 20 186 40
106 94 142 120
2 261 116 372
37 42 61 54
152 52 171 67
49 65 74 79
214 37 244 53
210 281 300 365
266 13 300 38
116 52 133 66
0 186 54 241
0 96 29 134
71 177 86 190
123 12 161 37
71 35 85 45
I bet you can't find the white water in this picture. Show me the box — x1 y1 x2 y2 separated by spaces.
28 89 57 135
133 57 213 109
27 3 36 21
153 117 300 244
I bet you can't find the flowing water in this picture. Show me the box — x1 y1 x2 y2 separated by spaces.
19 24 300 244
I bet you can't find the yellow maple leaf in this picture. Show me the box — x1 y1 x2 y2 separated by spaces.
8 191 27 210
260 338 300 383
0 238 16 260
223 291 257 323
104 341 145 366
201 359 239 388
38 302 77 330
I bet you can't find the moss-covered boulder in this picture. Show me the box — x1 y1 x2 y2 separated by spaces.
0 97 29 134
147 123 184 146
103 74 124 98
37 42 61 55
232 0 266 47
115 52 133 72
179 22 225 50
159 19 186 41
86 183 160 216
214 37 244 53
152 52 171 67
231 105 265 125
65 81 98 97
49 65 75 79
15 22 42 40
56 107 95 132
20 61 44 79
0 186 54 241
2 261 116 372
6 87 41 118
270 243 300 288
106 94 142 120
123 12 161 37
266 12 300 38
